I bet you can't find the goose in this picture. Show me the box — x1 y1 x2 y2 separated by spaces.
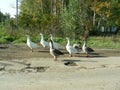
50 34 63 50
82 41 94 57
49 39 64 61
26 35 40 52
66 37 80 57
40 33 49 48
73 42 82 51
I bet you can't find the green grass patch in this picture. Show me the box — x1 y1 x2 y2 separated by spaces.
87 36 120 49
0 27 120 49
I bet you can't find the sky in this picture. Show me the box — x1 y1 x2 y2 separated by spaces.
0 0 16 17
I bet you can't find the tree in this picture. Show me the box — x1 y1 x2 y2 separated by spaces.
0 11 10 26
18 0 120 36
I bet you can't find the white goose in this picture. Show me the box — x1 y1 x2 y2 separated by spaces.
49 39 64 61
50 34 63 50
82 41 94 57
26 35 40 52
66 37 80 57
40 33 49 48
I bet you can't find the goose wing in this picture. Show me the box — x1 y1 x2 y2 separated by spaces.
30 41 40 48
87 47 94 52
44 41 49 46
41 40 49 47
53 49 64 55
53 42 61 49
67 46 79 53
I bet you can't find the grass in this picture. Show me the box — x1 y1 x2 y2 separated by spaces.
87 36 120 49
0 27 120 49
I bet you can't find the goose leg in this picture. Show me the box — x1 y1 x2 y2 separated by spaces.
31 49 33 52
44 46 49 50
54 56 57 61
69 54 72 57
86 53 89 57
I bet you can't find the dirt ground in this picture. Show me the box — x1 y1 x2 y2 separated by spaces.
0 44 120 90
0 43 120 60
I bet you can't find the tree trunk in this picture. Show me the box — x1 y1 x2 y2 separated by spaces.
93 11 96 27
53 0 57 16
41 0 43 14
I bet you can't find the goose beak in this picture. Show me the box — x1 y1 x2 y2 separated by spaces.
26 35 29 37
40 33 42 35
49 34 53 39
66 37 69 39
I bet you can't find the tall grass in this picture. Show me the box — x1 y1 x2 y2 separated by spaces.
88 36 120 49
0 27 120 49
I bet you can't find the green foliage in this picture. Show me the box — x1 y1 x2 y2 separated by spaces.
1 0 120 47
60 0 86 38
60 8 76 37
17 0 120 38
0 35 15 43
0 38 7 44
52 37 63 43
0 11 10 24
19 0 56 31
13 36 26 43
0 26 120 49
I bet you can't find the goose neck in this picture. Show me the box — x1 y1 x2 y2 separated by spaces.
40 35 44 40
27 36 30 42
50 36 54 41
50 40 54 49
67 39 70 46
83 41 86 47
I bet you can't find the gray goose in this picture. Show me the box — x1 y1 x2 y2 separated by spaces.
26 35 40 52
40 33 49 48
82 41 94 57
66 37 80 57
49 39 64 61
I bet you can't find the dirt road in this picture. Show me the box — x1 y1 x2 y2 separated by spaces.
0 43 120 60
0 44 120 90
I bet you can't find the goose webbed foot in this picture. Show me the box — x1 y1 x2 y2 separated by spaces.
54 56 57 61
69 54 72 57
86 53 89 57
